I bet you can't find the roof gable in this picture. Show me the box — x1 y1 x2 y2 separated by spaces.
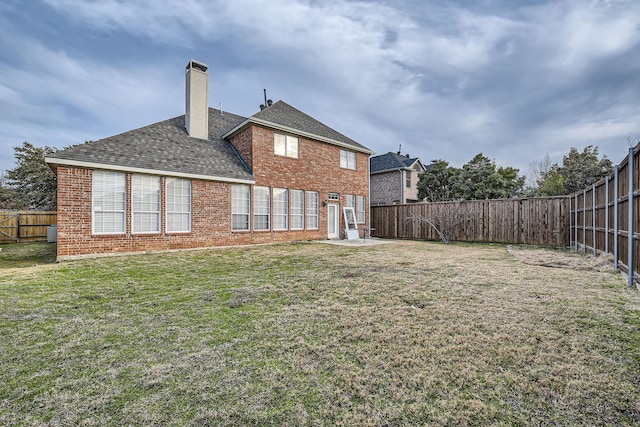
225 101 372 154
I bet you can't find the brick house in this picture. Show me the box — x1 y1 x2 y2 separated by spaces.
45 60 372 260
370 151 428 205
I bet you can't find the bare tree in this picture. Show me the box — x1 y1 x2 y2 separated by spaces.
525 153 553 191
407 201 472 244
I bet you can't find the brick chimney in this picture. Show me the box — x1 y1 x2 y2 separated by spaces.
185 60 209 140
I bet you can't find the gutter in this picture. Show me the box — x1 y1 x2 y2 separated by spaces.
44 157 256 185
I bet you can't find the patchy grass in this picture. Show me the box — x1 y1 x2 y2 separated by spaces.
0 242 56 269
1 241 639 425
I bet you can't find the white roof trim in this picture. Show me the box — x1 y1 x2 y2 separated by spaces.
45 157 255 184
223 117 374 155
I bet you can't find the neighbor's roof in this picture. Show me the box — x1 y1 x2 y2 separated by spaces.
46 109 254 183
224 100 373 154
370 152 425 174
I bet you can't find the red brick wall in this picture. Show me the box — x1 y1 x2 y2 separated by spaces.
55 126 369 260
230 124 370 234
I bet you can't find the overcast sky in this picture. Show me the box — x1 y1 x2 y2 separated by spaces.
1 0 639 179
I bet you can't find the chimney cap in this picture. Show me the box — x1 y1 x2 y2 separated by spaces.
186 60 208 72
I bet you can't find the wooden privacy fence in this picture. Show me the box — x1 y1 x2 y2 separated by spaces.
0 211 57 243
371 197 570 247
571 144 640 288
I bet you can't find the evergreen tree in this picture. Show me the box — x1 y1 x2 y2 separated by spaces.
535 146 613 196
417 154 525 201
417 159 461 201
3 142 57 210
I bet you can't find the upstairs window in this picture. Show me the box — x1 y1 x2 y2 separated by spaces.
340 150 356 170
274 133 299 158
93 170 126 234
406 171 412 188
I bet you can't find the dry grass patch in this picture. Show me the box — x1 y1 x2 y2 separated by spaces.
1 241 639 425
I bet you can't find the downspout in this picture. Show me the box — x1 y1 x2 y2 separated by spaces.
368 154 372 229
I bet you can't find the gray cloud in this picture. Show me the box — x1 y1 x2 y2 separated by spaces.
1 0 639 177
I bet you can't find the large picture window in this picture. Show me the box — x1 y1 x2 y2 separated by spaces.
93 170 126 234
253 186 270 231
340 150 356 170
306 191 319 230
132 174 161 233
273 188 288 230
290 190 304 230
166 178 191 232
232 184 250 231
274 133 299 158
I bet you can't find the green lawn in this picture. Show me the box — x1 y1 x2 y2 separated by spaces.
1 241 639 425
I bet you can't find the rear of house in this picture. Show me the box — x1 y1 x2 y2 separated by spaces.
46 60 372 260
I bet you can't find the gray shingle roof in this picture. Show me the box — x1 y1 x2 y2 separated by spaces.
47 109 254 182
244 101 371 153
47 100 372 180
370 152 423 174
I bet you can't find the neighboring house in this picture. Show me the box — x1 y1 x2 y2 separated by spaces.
370 151 428 205
45 60 372 260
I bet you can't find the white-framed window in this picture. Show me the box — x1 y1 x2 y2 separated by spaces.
92 170 126 234
306 191 319 230
231 184 250 231
406 171 412 188
340 150 356 170
274 133 299 158
345 194 355 210
254 186 270 231
290 189 304 230
166 178 191 233
132 174 161 233
356 195 366 223
273 188 288 230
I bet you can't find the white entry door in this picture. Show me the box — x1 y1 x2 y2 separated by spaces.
327 203 340 239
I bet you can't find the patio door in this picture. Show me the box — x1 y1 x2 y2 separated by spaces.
327 203 339 239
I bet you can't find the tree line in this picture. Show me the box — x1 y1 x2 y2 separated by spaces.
418 146 615 202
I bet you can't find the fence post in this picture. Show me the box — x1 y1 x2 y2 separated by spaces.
592 184 597 255
605 176 609 254
583 189 587 254
628 146 635 288
574 194 579 251
568 196 573 248
614 165 619 269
